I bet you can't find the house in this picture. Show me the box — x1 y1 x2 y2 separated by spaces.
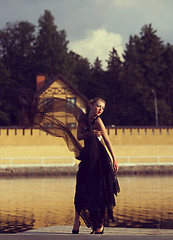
35 74 88 128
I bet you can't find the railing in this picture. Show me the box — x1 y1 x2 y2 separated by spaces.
0 156 173 168
117 156 173 166
0 156 75 168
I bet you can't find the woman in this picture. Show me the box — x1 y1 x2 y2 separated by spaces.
10 90 119 234
72 97 120 234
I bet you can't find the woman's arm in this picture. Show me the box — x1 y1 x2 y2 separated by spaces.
77 123 91 140
96 118 119 172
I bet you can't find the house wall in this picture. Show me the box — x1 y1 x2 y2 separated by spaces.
41 79 86 111
39 78 87 128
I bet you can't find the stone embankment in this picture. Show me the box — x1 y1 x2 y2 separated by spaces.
0 165 173 177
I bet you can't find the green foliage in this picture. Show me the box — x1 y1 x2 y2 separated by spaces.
0 61 13 125
0 11 173 126
68 51 92 96
120 24 173 125
90 58 106 99
0 21 36 88
34 10 69 79
104 48 122 125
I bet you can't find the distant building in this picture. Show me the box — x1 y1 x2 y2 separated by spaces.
36 74 88 128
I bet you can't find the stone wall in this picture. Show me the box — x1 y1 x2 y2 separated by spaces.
0 127 173 168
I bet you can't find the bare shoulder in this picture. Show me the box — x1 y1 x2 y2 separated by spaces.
95 117 105 129
96 117 103 124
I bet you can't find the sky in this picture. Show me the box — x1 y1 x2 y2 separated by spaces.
0 0 173 68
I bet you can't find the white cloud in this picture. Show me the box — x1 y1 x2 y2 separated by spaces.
68 27 124 69
97 0 138 7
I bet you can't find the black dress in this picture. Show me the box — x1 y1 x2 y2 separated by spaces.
75 116 120 231
10 91 120 230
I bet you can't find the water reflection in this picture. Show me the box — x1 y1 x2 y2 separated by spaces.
0 176 173 232
112 176 173 229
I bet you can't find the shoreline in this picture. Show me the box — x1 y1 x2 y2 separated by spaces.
0 165 173 177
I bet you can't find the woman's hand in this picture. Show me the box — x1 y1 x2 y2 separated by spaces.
113 159 119 173
93 129 103 137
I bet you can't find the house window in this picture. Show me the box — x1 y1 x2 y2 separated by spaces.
66 98 76 109
66 98 77 128
67 97 76 105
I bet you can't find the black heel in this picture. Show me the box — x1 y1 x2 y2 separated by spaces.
95 226 104 234
72 229 79 234
72 221 80 234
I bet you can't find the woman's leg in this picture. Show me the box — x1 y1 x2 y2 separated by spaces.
95 208 105 233
72 210 80 230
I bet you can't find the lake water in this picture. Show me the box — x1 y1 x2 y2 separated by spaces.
0 175 173 233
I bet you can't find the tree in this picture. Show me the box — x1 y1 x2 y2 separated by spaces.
34 10 69 81
90 58 106 99
121 24 172 125
0 21 36 125
0 21 36 89
69 51 92 98
105 48 122 125
0 61 13 125
1 12 173 127
162 44 173 113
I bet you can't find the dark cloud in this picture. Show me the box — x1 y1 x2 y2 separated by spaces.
0 0 173 63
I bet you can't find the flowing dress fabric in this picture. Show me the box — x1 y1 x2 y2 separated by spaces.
74 117 120 230
8 88 83 158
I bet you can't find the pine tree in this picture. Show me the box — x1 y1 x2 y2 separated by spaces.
121 24 172 125
34 10 69 80
69 51 92 98
0 61 13 125
0 21 35 88
162 44 173 115
90 58 106 99
105 48 122 125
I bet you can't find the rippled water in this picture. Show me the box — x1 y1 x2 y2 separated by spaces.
0 175 173 233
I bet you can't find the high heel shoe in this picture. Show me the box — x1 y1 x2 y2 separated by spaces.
94 226 104 234
72 229 79 234
72 221 80 234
